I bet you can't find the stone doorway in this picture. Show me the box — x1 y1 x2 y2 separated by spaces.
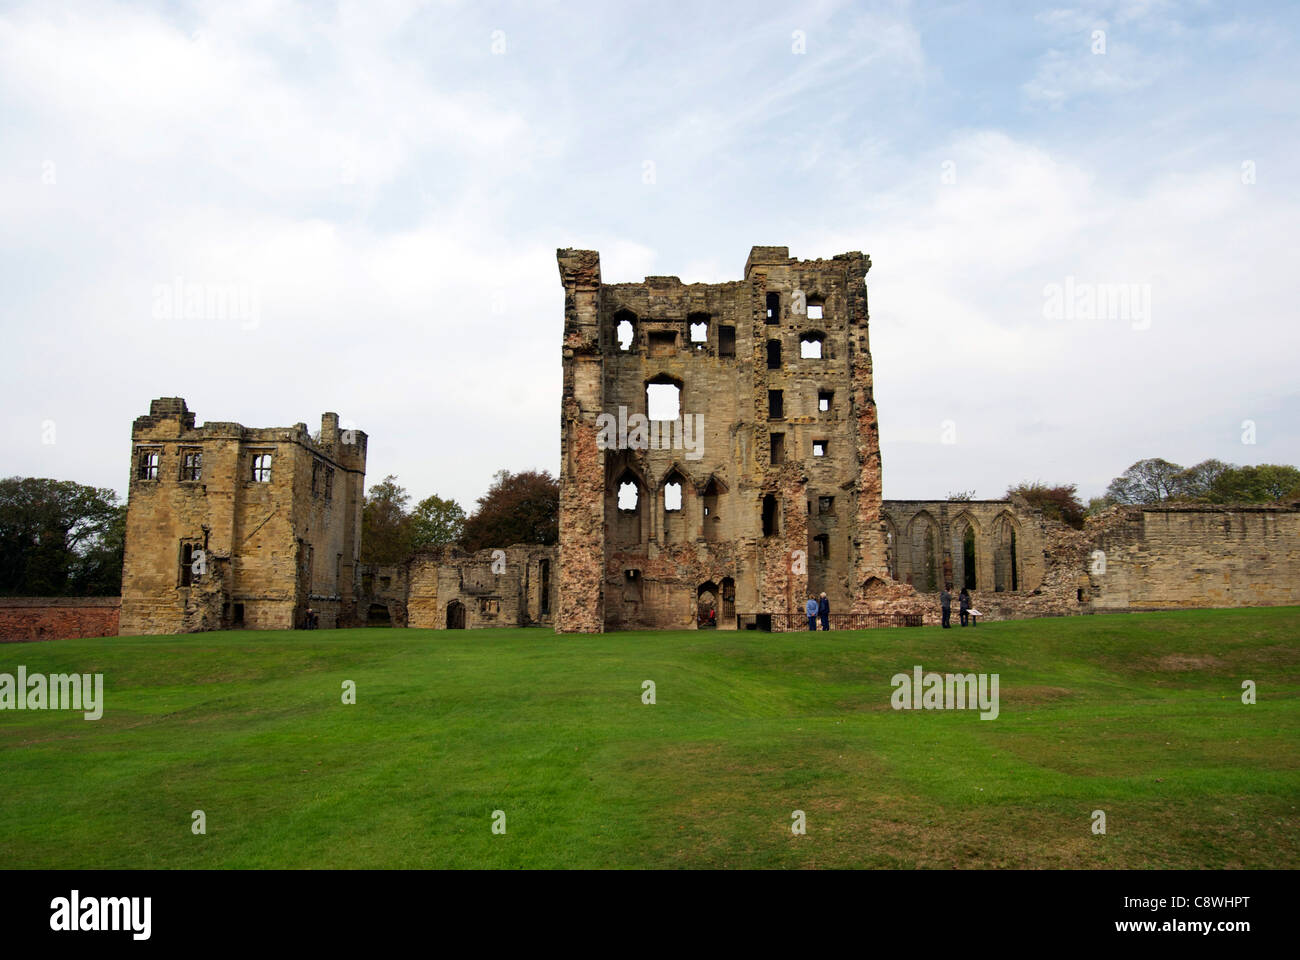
446 600 466 630
697 581 718 629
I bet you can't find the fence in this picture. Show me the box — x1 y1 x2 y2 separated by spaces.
736 611 922 631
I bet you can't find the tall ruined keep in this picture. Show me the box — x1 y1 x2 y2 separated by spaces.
556 245 904 633
118 398 368 634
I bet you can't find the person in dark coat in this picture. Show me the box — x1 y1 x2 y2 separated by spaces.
817 592 830 631
939 584 952 628
959 588 971 627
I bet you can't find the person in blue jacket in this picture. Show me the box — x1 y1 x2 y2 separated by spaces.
804 596 818 631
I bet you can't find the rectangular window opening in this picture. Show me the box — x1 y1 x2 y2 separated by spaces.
718 325 735 357
137 448 160 481
251 452 273 482
177 449 202 482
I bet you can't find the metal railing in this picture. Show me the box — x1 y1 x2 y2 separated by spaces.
735 612 923 631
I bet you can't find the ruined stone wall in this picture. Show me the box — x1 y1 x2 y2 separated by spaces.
355 563 409 627
405 544 556 630
557 249 606 633
881 499 1048 596
1088 503 1300 611
0 598 121 643
557 246 894 631
118 398 366 635
878 500 1300 622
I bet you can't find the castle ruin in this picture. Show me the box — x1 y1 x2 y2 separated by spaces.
97 247 1300 641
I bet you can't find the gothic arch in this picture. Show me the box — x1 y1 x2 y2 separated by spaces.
992 511 1021 593
950 512 980 591
905 510 940 592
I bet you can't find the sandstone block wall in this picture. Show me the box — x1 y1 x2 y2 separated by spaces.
881 499 1047 595
1088 504 1300 610
406 544 556 630
882 500 1300 622
557 245 899 632
119 398 367 635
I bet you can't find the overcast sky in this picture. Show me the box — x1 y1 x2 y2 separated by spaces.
3 0 1298 510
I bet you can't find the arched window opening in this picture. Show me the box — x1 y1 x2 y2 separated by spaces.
614 469 644 546
993 515 1021 592
664 480 682 511
961 524 977 591
618 481 639 511
703 479 722 542
908 514 939 592
800 332 825 359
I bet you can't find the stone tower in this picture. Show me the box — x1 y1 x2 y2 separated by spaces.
118 398 368 634
555 246 895 633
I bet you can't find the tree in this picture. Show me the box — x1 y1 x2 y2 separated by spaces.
1086 496 1116 517
1172 459 1233 501
360 475 414 563
410 493 466 549
1007 481 1086 529
460 470 559 552
946 490 975 501
1104 458 1185 504
69 503 127 596
1206 464 1300 503
0 477 124 596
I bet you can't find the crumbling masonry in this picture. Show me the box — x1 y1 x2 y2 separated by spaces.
109 247 1300 639
556 245 921 633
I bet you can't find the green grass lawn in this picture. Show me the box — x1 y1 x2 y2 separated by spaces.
1 608 1297 869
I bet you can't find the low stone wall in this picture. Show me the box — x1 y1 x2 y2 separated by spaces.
881 501 1300 622
0 597 121 643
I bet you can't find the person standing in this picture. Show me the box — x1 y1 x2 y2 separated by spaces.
818 592 830 631
959 588 970 627
804 596 818 631
940 584 952 629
